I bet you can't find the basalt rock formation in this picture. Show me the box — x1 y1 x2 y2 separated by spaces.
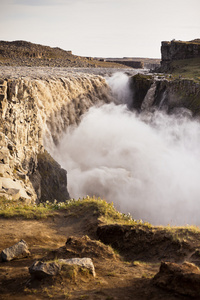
130 73 200 115
160 39 200 72
0 71 112 203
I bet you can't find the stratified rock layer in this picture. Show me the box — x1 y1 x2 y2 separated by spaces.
0 71 112 202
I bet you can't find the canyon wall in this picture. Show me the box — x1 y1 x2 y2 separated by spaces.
130 74 200 115
0 72 111 203
160 39 200 71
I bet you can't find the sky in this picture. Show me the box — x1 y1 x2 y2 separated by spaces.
0 0 200 58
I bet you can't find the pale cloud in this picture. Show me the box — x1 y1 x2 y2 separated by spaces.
0 0 199 58
13 0 74 6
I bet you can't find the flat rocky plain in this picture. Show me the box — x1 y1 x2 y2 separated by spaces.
0 66 142 79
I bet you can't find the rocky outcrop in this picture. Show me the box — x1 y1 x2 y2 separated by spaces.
0 72 111 202
153 261 200 298
106 60 144 69
160 39 200 70
30 150 70 202
130 74 154 110
130 74 200 115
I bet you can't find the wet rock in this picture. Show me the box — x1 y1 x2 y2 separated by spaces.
1 239 30 262
30 150 70 202
59 257 96 277
153 261 200 297
29 261 61 279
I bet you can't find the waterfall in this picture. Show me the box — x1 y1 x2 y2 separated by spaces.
141 82 157 111
50 72 200 226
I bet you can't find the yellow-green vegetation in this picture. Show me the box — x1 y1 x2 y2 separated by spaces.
61 264 80 281
64 196 138 224
160 224 200 243
0 195 147 225
168 58 200 82
0 196 56 219
1 196 200 241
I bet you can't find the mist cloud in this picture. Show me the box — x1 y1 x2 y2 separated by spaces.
48 73 200 226
52 98 200 226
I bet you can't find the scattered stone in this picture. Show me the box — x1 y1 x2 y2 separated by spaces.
29 257 95 279
153 261 200 298
29 261 61 279
1 239 30 262
59 257 96 277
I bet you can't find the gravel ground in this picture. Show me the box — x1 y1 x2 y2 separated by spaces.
0 66 148 79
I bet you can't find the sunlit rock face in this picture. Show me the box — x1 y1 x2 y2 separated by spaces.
0 70 112 202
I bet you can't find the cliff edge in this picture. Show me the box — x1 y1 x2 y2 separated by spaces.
159 39 200 74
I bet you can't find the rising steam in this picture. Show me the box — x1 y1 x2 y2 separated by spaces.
51 72 200 225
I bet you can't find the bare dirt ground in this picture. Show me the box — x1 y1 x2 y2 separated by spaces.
0 208 199 300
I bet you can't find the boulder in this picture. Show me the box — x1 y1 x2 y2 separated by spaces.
0 177 30 200
29 257 96 279
29 261 61 279
153 261 200 297
59 257 96 277
1 239 30 262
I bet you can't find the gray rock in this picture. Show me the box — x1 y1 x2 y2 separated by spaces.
29 261 61 279
1 239 30 262
59 257 96 277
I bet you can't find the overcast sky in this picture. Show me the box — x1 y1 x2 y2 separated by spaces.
1 0 200 58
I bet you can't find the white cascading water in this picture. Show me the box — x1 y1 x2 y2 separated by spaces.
50 72 200 226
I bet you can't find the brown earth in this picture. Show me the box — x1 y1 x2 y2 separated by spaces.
1 206 200 300
0 40 127 69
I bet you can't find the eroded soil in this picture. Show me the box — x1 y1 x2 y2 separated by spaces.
0 209 200 300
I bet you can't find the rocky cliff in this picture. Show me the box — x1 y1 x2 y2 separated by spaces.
0 69 112 203
160 39 200 71
130 73 200 115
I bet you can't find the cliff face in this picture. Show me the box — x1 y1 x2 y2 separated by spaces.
160 39 200 71
0 71 111 203
130 74 200 115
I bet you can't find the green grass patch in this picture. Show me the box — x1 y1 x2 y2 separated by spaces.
63 196 145 225
0 197 56 219
169 58 200 82
0 195 147 225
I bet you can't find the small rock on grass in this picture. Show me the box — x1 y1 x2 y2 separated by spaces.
29 257 96 279
59 257 96 277
29 261 61 279
1 239 30 262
